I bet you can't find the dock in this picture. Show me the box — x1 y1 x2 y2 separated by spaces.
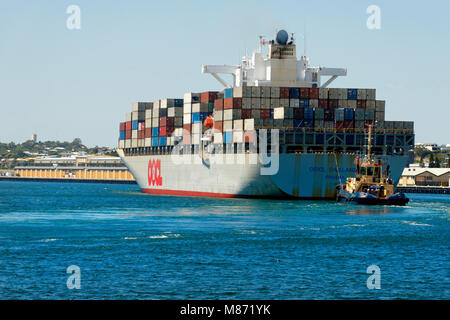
397 186 450 194
0 176 136 185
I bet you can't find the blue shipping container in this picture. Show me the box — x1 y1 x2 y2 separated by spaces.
289 88 300 99
152 128 159 137
119 131 125 140
224 88 233 98
159 137 167 146
344 108 355 120
346 135 355 145
224 131 233 143
132 120 139 130
174 99 183 107
304 107 314 120
294 119 313 128
152 138 159 147
299 99 309 107
347 89 357 100
192 112 209 123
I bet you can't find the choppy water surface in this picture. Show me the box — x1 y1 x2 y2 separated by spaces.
0 181 448 299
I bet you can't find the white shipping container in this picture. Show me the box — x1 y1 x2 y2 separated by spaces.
145 109 152 119
152 107 160 118
328 88 340 99
233 119 244 131
132 111 145 121
233 87 243 98
223 120 233 131
290 99 300 108
118 140 125 148
183 103 192 114
125 112 132 122
168 107 183 117
144 138 151 147
214 109 223 121
232 130 244 143
131 138 138 148
183 113 191 124
191 133 200 145
153 100 160 108
174 128 183 137
192 123 201 134
192 103 209 113
152 118 159 127
125 140 131 148
213 132 223 144
244 119 254 131
132 130 138 139
167 136 174 146
145 119 152 128
183 92 200 104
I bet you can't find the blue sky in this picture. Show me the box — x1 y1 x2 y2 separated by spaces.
0 0 449 147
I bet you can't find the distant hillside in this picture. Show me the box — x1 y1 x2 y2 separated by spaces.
0 138 117 169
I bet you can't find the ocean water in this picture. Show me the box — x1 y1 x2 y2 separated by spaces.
0 181 448 300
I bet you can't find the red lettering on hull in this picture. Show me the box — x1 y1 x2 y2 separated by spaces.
147 159 163 186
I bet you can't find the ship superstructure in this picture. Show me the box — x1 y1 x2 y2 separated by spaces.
117 30 414 199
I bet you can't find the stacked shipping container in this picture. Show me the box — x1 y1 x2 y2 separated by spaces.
119 87 413 149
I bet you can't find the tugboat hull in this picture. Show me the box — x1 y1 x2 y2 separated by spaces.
337 189 409 206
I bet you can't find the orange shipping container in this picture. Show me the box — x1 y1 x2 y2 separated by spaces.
224 98 242 109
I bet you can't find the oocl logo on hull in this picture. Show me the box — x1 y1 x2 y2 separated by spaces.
148 159 163 186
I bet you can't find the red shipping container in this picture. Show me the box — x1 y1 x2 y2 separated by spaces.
214 99 224 110
159 126 167 136
224 98 242 109
318 99 328 108
201 91 218 103
357 100 366 109
145 128 152 138
214 121 223 132
125 130 131 139
328 99 339 108
183 123 191 133
138 131 144 139
125 121 132 131
260 109 271 119
335 121 344 132
280 87 290 98
160 117 167 127
241 109 252 119
344 120 354 129
120 122 125 131
166 126 175 135
309 88 319 99
300 88 310 99
166 117 175 127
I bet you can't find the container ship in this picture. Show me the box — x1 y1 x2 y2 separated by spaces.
117 30 414 199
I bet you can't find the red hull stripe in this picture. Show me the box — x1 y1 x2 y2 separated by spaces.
141 188 329 200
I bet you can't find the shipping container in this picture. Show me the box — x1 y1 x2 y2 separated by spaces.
347 89 357 100
201 91 218 103
224 97 242 109
184 92 200 104
214 99 224 110
300 88 309 99
152 127 159 137
289 87 300 99
224 88 234 99
318 88 328 99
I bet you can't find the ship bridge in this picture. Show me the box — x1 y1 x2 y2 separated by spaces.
202 29 347 88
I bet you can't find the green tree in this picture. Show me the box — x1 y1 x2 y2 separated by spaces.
429 154 435 168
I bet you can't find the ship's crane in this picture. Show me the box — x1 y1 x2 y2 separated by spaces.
202 29 347 88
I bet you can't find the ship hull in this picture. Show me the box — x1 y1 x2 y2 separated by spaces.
118 149 409 199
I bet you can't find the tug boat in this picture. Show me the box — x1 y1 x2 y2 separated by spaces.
336 126 409 206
